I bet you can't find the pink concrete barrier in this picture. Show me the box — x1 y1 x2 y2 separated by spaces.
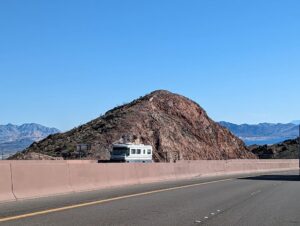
11 162 72 200
69 163 110 192
187 161 206 176
189 161 208 177
1 159 298 202
106 164 140 187
134 163 177 184
108 163 140 187
176 160 230 178
225 160 244 174
135 163 169 183
223 160 299 175
157 163 177 181
0 163 15 203
67 160 97 164
173 162 192 179
207 160 226 176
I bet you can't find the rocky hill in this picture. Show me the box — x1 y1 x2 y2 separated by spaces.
12 90 255 161
219 121 298 145
0 123 60 157
249 138 299 159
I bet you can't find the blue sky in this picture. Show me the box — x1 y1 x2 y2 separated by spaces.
1 0 300 131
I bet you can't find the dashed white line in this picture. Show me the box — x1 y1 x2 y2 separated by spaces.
195 209 222 224
251 190 262 196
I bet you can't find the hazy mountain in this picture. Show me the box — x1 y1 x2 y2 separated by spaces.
219 122 299 145
291 120 300 125
12 90 255 161
0 123 60 157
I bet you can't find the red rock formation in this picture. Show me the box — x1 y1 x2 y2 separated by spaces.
12 90 256 161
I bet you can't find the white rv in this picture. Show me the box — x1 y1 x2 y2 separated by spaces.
110 143 153 163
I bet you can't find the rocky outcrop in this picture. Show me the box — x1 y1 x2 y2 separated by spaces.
11 90 256 161
249 138 299 159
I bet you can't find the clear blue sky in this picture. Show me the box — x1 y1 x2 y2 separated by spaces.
1 0 300 131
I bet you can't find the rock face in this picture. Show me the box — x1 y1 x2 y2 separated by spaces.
12 90 256 161
249 139 299 159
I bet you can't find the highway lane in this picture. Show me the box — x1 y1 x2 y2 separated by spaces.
0 170 299 226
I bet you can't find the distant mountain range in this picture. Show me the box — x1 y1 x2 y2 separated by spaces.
0 123 60 158
219 121 299 145
291 120 300 125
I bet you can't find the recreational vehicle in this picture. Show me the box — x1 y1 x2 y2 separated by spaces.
110 143 153 163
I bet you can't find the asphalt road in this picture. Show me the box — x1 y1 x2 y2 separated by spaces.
0 170 299 226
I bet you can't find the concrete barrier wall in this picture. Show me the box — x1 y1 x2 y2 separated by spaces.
0 163 15 202
106 164 140 187
10 162 72 200
69 163 110 192
134 163 173 183
0 160 298 203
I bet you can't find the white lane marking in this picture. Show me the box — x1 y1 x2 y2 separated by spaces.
196 209 222 224
251 190 262 196
195 220 202 223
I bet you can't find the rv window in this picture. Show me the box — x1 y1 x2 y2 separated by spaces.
143 149 146 154
147 149 151 155
131 149 136 154
137 149 141 154
112 147 129 156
